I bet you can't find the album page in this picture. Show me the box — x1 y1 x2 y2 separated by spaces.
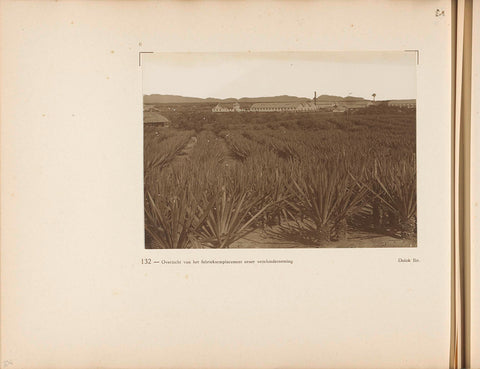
0 1 453 368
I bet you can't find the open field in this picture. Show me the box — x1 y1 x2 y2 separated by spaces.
144 104 416 249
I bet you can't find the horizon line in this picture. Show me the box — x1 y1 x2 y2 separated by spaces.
143 93 416 100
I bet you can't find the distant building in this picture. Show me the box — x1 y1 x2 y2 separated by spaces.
333 106 347 113
250 102 299 112
249 102 320 112
297 102 321 111
212 102 243 112
343 100 372 109
387 99 416 108
210 93 372 113
143 104 157 112
314 101 337 109
144 112 170 127
212 104 231 112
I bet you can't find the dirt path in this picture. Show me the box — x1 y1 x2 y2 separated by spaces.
170 134 239 168
230 227 415 248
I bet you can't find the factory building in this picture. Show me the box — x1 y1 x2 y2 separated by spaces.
387 99 416 108
144 112 170 127
212 102 242 112
249 102 314 112
211 92 379 113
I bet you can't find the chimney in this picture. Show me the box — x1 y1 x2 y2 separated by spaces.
314 91 317 105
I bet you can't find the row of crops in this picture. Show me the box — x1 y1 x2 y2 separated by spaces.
144 120 416 249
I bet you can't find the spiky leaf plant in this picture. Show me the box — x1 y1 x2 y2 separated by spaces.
367 154 417 239
144 133 192 177
144 165 213 249
196 180 273 248
287 157 369 241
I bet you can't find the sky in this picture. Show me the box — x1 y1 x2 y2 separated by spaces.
142 51 417 101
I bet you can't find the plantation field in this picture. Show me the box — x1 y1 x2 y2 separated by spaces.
144 104 416 249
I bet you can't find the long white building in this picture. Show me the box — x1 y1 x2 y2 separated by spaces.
212 102 242 112
212 101 336 113
211 97 378 113
249 102 321 112
387 99 416 108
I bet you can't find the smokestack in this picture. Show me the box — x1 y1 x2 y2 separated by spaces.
314 91 317 105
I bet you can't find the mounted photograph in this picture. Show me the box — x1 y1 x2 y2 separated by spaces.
142 52 417 249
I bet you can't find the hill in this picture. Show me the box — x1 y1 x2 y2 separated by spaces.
143 94 366 104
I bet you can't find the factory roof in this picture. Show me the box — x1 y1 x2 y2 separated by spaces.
144 112 170 124
250 102 302 108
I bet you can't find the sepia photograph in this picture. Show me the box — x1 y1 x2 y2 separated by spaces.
143 52 417 249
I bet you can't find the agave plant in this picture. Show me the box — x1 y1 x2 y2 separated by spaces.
144 133 192 177
287 157 369 241
145 192 194 249
144 165 213 249
247 156 296 227
269 138 299 160
189 130 225 164
196 184 273 248
223 132 260 161
366 155 417 239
